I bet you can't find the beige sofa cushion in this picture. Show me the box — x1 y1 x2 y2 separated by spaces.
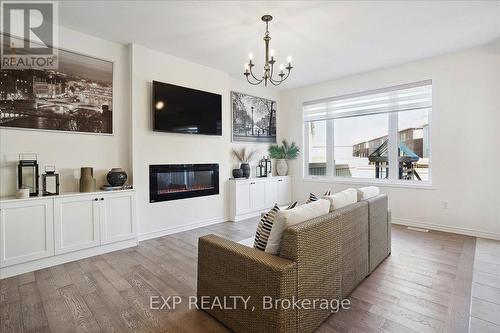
357 186 380 201
265 199 331 255
324 188 358 211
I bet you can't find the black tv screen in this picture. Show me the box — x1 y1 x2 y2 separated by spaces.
153 81 222 135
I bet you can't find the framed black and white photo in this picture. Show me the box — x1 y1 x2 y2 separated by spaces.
0 35 113 134
231 91 276 143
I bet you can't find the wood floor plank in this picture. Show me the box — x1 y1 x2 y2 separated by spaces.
57 284 101 332
36 272 76 333
19 282 50 333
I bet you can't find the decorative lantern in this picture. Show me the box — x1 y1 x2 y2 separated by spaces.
18 153 39 197
264 156 272 177
42 165 59 196
256 159 265 178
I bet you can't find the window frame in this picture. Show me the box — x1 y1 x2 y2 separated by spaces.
302 81 433 188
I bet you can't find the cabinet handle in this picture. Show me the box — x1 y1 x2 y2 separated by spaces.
250 182 256 185
278 179 283 182
94 198 98 201
100 198 104 201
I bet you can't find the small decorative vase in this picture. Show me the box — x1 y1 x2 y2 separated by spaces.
240 163 251 178
232 168 243 179
107 168 127 186
79 167 96 192
276 159 288 176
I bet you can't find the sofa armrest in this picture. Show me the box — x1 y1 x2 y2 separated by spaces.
365 194 390 273
197 234 297 333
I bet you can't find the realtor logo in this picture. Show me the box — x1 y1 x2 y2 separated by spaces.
1 1 58 69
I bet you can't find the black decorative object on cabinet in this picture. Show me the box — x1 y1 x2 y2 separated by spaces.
18 153 39 197
107 168 127 186
42 165 59 196
232 169 243 179
240 163 251 178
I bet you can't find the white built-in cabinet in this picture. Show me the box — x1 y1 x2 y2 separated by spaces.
0 190 136 278
229 176 292 222
54 195 101 254
0 198 54 267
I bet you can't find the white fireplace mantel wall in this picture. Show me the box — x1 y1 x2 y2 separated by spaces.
130 44 281 240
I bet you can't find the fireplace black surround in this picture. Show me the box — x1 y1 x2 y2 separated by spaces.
149 164 219 203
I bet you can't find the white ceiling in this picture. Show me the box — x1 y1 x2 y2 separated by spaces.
58 1 500 90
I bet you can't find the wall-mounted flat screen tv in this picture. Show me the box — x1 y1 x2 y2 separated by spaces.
152 81 222 136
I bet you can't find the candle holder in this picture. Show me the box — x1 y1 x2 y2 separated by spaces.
18 153 39 197
42 165 60 196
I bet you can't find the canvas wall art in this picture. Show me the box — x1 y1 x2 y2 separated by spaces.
231 91 276 143
0 35 113 134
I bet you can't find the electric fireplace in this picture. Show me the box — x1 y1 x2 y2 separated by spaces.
149 164 219 203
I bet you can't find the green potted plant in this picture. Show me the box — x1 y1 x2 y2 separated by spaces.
268 140 300 176
232 147 257 178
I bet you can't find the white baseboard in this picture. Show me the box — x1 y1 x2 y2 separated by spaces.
0 238 137 279
392 217 500 240
138 216 229 241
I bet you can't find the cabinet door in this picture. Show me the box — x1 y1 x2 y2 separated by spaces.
99 192 136 244
54 195 100 255
0 199 54 267
277 178 292 205
235 182 252 214
264 179 278 207
250 181 266 210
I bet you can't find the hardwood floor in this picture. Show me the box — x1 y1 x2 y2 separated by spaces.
469 238 500 333
0 220 476 333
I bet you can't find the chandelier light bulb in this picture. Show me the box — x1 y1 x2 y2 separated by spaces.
270 49 275 57
279 64 284 71
287 56 292 64
244 63 249 70
248 53 254 60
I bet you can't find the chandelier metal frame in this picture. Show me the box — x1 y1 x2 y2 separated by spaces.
244 15 293 87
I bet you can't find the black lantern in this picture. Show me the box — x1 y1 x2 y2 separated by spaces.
256 160 265 178
264 156 272 177
42 165 60 196
18 153 39 197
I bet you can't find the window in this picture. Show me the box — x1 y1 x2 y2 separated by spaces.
307 120 327 176
303 80 431 184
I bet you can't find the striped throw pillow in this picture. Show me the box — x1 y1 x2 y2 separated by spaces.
254 204 280 251
253 202 297 251
306 190 331 203
306 193 318 203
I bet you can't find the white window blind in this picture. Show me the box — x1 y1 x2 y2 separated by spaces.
303 80 432 122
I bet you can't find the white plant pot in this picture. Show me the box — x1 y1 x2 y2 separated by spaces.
276 159 288 176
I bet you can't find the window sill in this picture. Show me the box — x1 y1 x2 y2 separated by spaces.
302 176 435 190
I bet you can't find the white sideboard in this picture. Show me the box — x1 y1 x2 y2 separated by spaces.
0 190 136 279
229 176 292 222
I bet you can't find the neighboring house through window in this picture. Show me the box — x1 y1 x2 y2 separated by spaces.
303 80 432 184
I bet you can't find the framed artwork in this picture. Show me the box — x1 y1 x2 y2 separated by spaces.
231 91 276 143
0 35 113 134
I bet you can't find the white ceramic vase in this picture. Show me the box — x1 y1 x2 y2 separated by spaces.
276 159 288 176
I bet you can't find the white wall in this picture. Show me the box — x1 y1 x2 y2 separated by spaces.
280 42 500 239
131 44 279 239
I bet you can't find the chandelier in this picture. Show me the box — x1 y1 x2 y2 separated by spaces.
244 15 293 87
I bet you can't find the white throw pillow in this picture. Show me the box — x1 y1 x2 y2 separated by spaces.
265 199 331 255
324 188 358 212
357 186 380 200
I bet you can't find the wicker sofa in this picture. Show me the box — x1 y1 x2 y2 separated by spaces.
197 194 391 333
